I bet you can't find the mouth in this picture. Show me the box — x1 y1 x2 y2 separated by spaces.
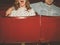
20 1 24 2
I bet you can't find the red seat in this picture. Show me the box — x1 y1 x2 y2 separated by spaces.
0 16 60 43
0 16 41 43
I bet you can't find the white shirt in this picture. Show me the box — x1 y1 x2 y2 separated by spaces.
30 2 60 16
9 7 36 17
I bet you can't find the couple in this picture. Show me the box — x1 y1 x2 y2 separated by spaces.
6 0 60 19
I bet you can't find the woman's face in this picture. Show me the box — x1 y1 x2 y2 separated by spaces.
45 0 54 5
17 0 26 7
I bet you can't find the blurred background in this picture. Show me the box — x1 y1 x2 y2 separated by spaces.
0 0 60 10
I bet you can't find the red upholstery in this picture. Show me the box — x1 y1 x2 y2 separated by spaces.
0 16 40 43
0 16 60 43
41 16 60 42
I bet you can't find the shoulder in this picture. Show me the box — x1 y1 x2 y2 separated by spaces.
30 2 44 7
30 2 44 9
52 4 60 11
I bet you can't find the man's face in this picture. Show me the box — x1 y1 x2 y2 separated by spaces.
45 0 54 5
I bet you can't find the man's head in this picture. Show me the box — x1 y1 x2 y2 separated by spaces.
45 0 54 5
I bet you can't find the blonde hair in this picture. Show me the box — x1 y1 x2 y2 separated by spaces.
14 0 31 10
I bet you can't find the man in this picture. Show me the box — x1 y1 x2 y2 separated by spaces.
30 0 60 16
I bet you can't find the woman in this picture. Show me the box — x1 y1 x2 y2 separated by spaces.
6 0 36 19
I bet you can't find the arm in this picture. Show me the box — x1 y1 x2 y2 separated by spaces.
5 7 13 16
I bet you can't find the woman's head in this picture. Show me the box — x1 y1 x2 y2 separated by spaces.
14 0 31 10
45 0 54 5
15 0 26 7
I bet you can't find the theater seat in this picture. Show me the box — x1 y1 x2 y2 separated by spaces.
0 16 60 43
